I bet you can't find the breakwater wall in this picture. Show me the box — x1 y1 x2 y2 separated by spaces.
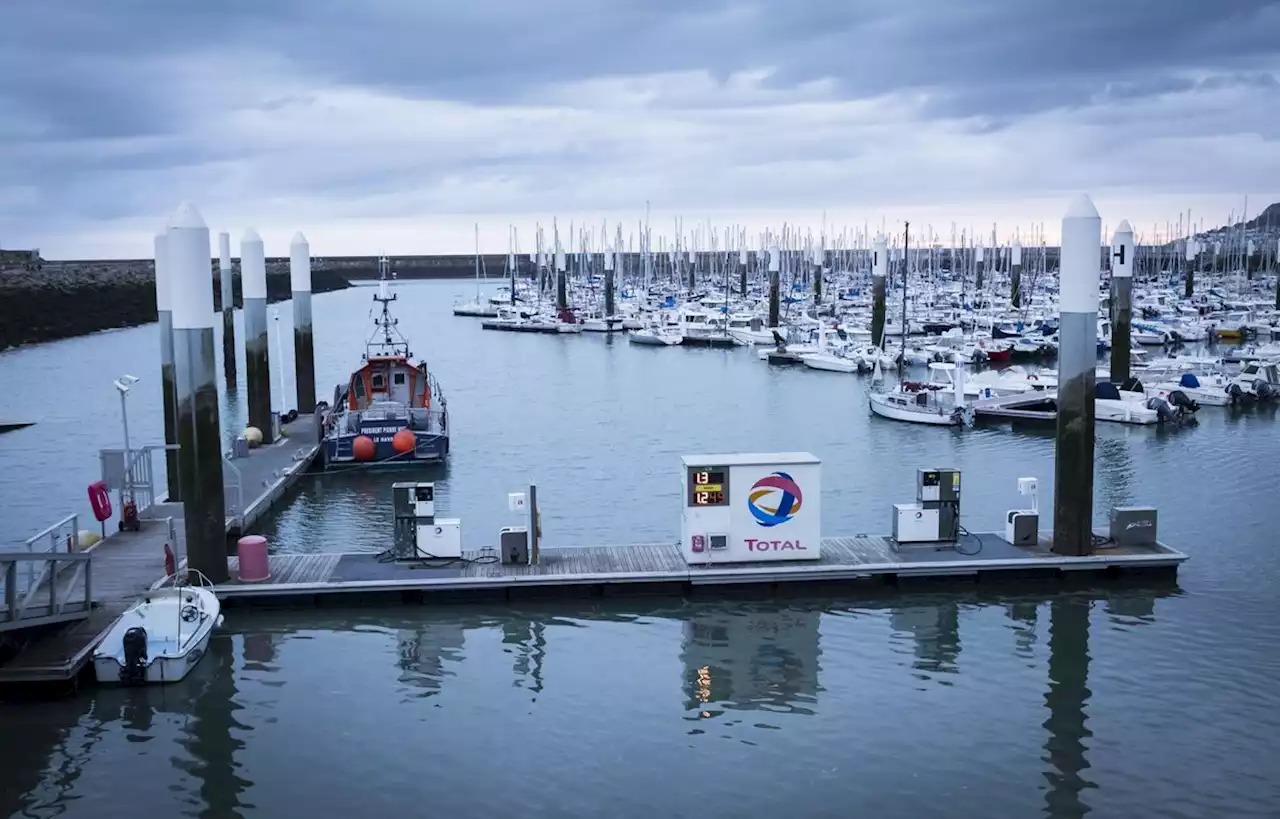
0 257 350 350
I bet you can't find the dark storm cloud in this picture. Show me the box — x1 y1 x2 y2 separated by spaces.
4 0 1278 141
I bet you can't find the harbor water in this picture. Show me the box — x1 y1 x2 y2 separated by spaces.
1 281 1277 818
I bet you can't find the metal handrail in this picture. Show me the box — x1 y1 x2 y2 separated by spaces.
223 456 244 516
19 513 79 598
1 551 93 626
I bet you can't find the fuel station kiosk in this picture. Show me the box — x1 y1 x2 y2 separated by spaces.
680 452 822 565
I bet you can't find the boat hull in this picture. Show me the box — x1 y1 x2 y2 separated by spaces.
869 394 961 425
93 588 221 686
323 431 449 468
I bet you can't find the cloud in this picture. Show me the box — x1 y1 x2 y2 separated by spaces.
1 0 1278 256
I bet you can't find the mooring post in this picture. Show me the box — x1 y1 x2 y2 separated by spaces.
241 229 274 444
290 232 316 414
739 248 748 297
1274 238 1279 310
528 483 540 565
686 250 696 294
767 247 781 328
153 228 183 502
871 235 887 348
218 231 236 388
555 245 567 311
1053 194 1101 557
603 247 616 319
1109 221 1134 385
975 244 985 290
168 202 229 583
1011 239 1023 309
1184 239 1195 299
812 245 823 305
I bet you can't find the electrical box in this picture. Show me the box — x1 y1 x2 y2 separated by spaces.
507 492 526 513
415 518 461 559
1109 506 1157 546
1005 511 1039 546
680 452 822 565
393 481 435 522
499 526 529 564
893 504 940 543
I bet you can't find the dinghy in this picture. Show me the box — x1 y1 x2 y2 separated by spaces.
93 573 223 685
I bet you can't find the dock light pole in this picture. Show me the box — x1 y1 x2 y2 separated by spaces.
114 374 139 500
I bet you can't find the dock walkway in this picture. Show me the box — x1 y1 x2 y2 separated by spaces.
213 532 1186 606
0 416 320 684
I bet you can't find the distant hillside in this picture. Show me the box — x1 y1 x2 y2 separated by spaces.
1244 201 1280 230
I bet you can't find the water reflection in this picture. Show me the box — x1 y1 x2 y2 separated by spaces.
890 603 962 679
176 636 252 819
680 605 822 717
396 621 467 696
501 619 546 697
1043 596 1095 818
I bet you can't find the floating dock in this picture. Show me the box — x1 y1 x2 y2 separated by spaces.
969 391 1058 422
211 532 1185 607
0 414 320 684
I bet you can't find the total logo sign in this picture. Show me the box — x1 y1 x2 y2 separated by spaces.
745 471 806 551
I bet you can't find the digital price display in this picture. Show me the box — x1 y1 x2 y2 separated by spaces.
687 466 729 507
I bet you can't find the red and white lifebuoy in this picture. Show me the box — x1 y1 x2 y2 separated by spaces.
88 480 112 523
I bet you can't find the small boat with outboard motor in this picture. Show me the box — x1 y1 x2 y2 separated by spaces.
317 258 450 468
93 572 223 685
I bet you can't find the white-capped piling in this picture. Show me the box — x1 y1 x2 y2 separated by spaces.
812 244 824 304
290 232 316 413
1109 221 1134 384
871 235 888 348
241 229 273 443
154 228 182 501
168 202 228 583
686 249 696 293
1053 195 1101 557
1011 240 1023 308
767 247 781 327
554 245 567 311
738 247 748 297
1184 239 1196 298
603 248 616 318
218 232 236 387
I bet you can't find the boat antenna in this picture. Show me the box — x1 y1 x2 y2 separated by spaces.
367 255 411 360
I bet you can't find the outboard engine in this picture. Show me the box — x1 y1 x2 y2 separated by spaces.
1258 382 1278 402
1167 389 1200 414
1227 382 1248 403
1146 396 1176 424
120 626 149 686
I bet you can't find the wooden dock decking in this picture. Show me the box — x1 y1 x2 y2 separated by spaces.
212 532 1186 605
0 418 321 684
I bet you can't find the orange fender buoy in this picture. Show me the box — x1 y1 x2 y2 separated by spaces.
352 435 376 461
392 428 416 454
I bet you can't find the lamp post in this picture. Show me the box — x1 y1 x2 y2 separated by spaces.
113 374 139 501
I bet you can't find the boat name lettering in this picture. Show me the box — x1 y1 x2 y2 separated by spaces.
363 425 405 434
744 539 806 551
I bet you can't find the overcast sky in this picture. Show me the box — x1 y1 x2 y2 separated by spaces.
2 0 1278 258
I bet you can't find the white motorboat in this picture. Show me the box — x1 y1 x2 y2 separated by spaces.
580 312 626 332
1094 382 1160 425
629 322 683 346
93 574 223 685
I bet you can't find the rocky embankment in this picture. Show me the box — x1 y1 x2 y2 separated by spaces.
0 256 351 350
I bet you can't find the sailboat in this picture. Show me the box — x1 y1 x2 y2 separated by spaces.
318 257 450 467
452 225 499 317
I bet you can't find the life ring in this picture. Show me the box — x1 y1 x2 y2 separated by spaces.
88 480 112 523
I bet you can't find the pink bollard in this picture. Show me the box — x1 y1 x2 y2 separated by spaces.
236 535 271 582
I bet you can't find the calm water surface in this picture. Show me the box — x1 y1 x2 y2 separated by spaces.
1 281 1277 818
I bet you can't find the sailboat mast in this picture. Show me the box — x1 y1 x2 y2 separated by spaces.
900 221 910 372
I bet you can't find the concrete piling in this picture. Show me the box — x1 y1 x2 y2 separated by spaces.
1184 240 1195 299
555 245 567 311
241 229 273 444
1109 221 1134 385
1011 240 1023 309
687 250 696 293
1053 195 1101 557
767 247 781 328
738 248 748 297
154 229 182 501
871 235 887 348
218 232 236 388
290 232 316 413
975 244 985 290
168 202 228 583
604 249 616 318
